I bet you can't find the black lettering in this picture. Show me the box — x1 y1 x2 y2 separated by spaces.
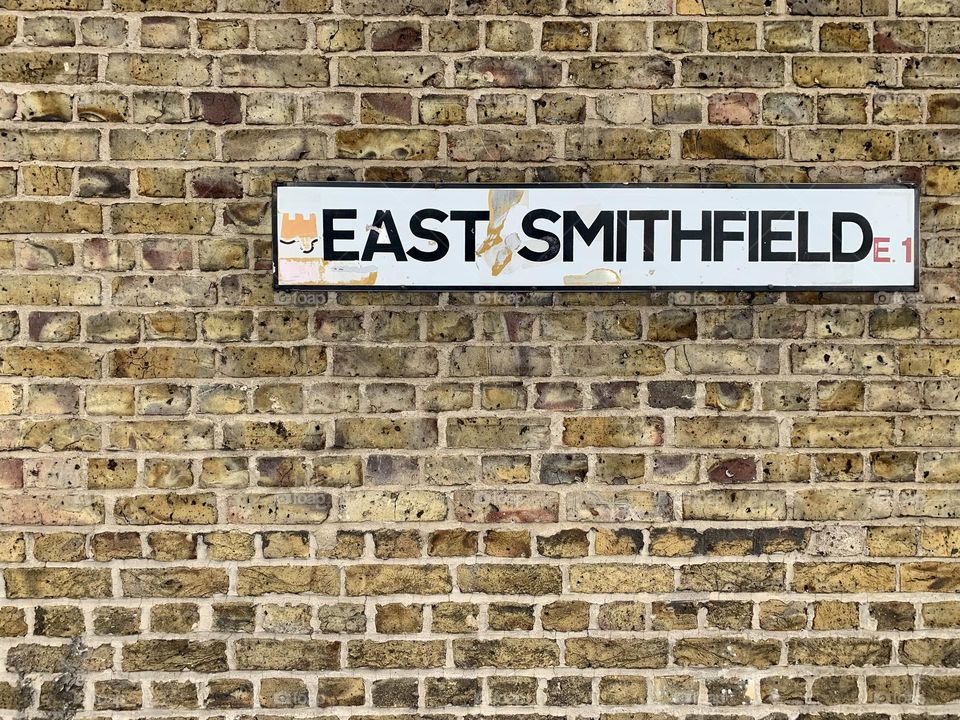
832 211 873 262
713 210 746 261
450 210 489 262
518 208 561 262
797 211 829 261
563 210 615 262
361 209 406 262
616 210 628 262
322 208 358 261
629 210 668 261
761 210 796 262
748 210 759 262
408 208 449 262
671 210 712 262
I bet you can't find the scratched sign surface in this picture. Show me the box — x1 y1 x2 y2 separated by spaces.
273 183 918 291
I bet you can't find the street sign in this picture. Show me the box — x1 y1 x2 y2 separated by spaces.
273 182 919 292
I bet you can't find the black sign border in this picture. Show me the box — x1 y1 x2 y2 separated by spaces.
271 181 920 293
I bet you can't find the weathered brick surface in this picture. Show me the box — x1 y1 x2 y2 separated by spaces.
0 0 956 716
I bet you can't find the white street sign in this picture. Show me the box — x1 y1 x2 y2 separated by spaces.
273 183 919 291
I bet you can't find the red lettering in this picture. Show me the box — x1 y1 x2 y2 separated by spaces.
873 236 890 263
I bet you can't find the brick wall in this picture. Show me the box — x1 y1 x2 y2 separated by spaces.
1 0 960 716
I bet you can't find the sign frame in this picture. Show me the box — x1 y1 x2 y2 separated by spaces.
271 181 920 293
